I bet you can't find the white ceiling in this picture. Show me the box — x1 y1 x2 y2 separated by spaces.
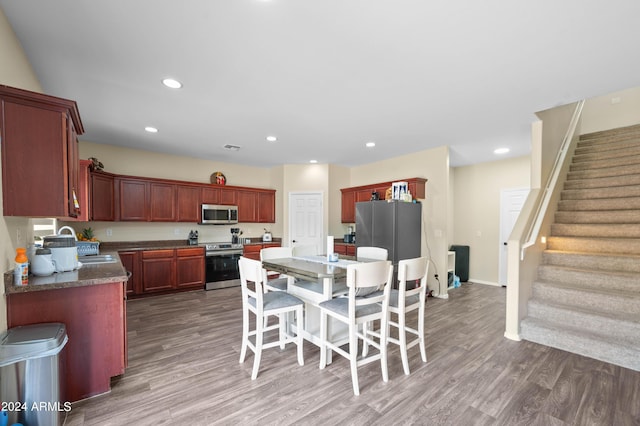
2 0 640 168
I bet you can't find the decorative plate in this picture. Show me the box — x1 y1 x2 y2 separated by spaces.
210 171 226 185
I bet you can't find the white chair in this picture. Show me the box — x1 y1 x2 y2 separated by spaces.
238 256 304 380
260 246 293 292
356 246 388 261
363 256 429 375
318 260 393 395
292 244 318 257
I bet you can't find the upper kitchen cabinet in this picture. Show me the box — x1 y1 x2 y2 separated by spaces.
91 171 115 221
237 188 275 223
0 85 84 218
176 184 201 222
115 177 177 222
257 190 276 223
340 178 427 223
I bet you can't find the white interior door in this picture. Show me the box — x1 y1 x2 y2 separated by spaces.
289 192 324 254
499 188 529 286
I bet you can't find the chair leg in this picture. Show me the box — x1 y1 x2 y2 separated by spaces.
251 313 264 380
362 322 369 357
399 311 410 375
296 306 304 366
319 310 328 369
418 303 427 363
278 313 286 350
349 323 360 396
239 305 249 363
380 311 389 383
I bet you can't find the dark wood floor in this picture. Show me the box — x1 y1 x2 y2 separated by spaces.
64 283 640 425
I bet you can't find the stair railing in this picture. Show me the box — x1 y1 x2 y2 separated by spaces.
520 99 585 260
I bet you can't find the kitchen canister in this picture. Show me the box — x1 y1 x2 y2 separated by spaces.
31 247 56 276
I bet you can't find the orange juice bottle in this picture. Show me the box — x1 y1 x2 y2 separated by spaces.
15 247 29 285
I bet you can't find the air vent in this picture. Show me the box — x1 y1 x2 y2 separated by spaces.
223 144 241 151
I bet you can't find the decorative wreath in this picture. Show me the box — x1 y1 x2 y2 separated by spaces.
210 171 226 185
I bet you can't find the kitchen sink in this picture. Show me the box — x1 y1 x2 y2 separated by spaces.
79 254 118 264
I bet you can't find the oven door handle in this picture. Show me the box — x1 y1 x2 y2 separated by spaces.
206 250 244 256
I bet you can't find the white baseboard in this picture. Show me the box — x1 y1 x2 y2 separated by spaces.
504 331 521 341
468 279 501 287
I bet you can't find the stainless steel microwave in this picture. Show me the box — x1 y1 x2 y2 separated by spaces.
201 204 238 224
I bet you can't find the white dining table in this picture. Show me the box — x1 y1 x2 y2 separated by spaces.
261 255 368 363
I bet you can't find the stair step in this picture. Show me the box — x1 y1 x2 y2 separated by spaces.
558 196 640 211
547 236 640 255
576 137 640 155
520 317 640 371
537 264 640 293
561 184 640 200
555 209 640 224
567 163 640 181
526 299 640 342
543 250 640 273
551 223 640 238
570 153 640 171
532 280 640 315
573 144 640 164
564 173 640 190
579 123 640 142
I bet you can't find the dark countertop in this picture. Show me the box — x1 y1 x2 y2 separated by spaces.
100 238 282 250
4 250 128 295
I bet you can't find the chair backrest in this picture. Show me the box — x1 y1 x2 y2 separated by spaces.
357 246 388 261
397 256 429 304
292 244 318 257
238 256 265 306
260 246 293 261
346 260 394 302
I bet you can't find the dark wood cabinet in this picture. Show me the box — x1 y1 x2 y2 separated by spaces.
243 242 281 261
91 172 115 221
237 190 257 223
258 191 276 223
141 249 176 293
149 182 176 221
334 242 356 256
176 247 205 289
177 185 201 222
201 187 220 205
341 177 427 223
118 250 140 296
110 174 275 223
0 85 84 218
117 178 148 221
220 187 237 205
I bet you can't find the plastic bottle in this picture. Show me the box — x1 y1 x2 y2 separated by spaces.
14 247 29 286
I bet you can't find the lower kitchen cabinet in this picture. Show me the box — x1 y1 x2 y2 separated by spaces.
334 242 356 256
176 247 205 289
118 250 140 295
242 242 281 260
125 247 205 296
141 249 176 293
6 282 126 402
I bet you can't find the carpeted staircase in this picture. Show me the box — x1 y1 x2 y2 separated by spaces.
520 123 640 371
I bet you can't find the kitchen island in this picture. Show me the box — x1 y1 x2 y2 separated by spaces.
4 253 128 402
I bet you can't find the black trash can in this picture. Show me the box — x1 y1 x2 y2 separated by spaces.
449 245 470 282
0 323 68 426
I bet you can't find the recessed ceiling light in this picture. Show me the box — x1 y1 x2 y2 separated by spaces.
494 147 510 154
162 78 182 89
309 160 318 164
266 136 277 142
366 141 376 148
145 126 158 133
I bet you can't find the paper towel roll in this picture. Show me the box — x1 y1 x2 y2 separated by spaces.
327 236 334 259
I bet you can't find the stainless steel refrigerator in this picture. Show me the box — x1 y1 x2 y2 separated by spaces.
355 200 422 266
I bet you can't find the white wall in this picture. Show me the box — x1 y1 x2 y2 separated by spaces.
581 86 640 134
452 156 531 285
0 8 45 332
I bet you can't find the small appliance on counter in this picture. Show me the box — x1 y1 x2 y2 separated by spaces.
42 226 79 272
230 227 242 244
344 225 356 243
262 228 272 242
188 230 199 245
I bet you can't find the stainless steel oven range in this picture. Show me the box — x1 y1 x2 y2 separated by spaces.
204 242 243 290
